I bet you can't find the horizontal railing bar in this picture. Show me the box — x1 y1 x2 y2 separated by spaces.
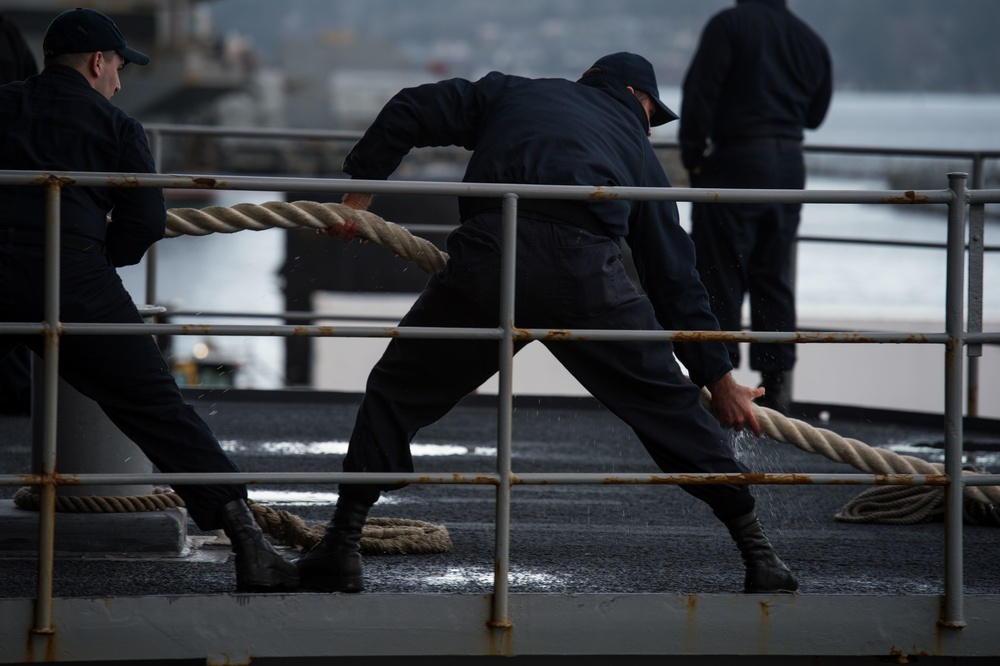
145 123 364 141
513 473 957 486
797 143 1000 160
963 474 1000 486
507 329 952 344
0 322 959 344
0 471 960 487
145 310 1000 338
0 170 955 204
143 125 1000 161
164 310 401 321
797 235 1000 252
966 332 1000 344
0 322 502 340
966 189 1000 204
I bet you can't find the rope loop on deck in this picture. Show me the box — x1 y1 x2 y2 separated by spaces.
247 500 452 554
833 482 1000 526
11 488 451 554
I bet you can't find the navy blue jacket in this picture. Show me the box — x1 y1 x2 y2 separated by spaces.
0 15 37 83
0 65 164 267
344 71 733 386
679 0 833 170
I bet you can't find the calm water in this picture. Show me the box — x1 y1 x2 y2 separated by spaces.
119 91 1000 389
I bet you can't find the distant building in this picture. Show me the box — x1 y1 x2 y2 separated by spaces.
1 0 256 123
274 28 423 129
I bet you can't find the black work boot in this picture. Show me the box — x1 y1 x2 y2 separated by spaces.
758 371 792 415
219 498 299 592
296 497 370 593
724 511 799 593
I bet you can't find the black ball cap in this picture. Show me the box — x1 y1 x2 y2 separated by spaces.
587 52 677 126
43 7 150 66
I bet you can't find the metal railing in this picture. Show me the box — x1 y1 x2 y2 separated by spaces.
0 163 998 644
143 124 1000 414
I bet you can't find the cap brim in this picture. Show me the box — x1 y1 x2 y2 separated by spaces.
650 97 678 126
119 45 150 66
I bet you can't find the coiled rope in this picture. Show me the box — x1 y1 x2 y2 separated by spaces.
11 487 452 554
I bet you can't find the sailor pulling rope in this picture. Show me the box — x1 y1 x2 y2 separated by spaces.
167 198 998 519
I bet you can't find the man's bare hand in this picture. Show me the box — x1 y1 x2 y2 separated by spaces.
317 219 366 244
316 193 375 244
706 372 764 437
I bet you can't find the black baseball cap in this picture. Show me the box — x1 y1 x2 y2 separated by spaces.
585 52 677 126
43 7 150 66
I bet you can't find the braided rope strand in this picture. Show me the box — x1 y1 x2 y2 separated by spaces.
165 201 449 274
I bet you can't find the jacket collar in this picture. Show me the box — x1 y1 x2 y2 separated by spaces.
577 74 650 134
42 64 94 89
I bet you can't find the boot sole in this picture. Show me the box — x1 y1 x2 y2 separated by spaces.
237 573 300 593
238 583 299 593
299 574 364 593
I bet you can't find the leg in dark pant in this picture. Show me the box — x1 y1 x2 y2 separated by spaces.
340 277 513 505
691 201 752 369
2 248 246 529
691 145 805 374
56 310 297 590
341 215 521 504
55 328 245 530
0 345 31 414
3 249 296 590
536 288 754 520
301 266 508 592
746 199 800 374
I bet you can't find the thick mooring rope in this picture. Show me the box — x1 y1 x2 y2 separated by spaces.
701 388 998 525
747 401 1000 507
165 201 449 274
12 486 185 513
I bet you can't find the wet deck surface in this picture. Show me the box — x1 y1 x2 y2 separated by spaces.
2 392 999 598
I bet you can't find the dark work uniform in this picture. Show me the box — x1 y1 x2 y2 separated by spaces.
0 65 244 529
0 14 38 413
339 71 756 522
680 0 832 374
0 15 36 83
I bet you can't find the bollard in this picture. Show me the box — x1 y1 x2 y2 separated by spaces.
29 305 165 497
0 304 190 555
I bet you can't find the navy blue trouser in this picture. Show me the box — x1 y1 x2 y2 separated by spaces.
690 143 805 374
340 215 755 522
0 243 245 529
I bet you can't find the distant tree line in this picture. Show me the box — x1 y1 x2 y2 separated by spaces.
208 0 998 94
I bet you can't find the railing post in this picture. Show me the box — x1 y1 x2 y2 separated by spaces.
490 193 518 638
145 127 162 316
965 154 986 416
31 181 62 654
941 172 968 629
